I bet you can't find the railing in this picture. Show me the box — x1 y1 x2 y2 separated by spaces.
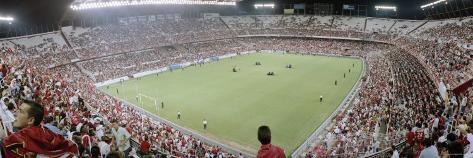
362 140 406 158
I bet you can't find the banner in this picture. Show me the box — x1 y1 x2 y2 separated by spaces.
166 14 174 20
343 5 355 10
284 9 294 15
118 18 128 25
210 57 219 61
169 64 182 70
148 15 156 21
128 17 138 23
138 16 148 22
174 14 181 20
156 15 165 20
203 13 220 19
453 78 473 95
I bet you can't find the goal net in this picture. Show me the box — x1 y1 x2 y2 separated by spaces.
137 93 159 112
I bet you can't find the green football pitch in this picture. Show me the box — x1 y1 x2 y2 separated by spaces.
100 53 363 155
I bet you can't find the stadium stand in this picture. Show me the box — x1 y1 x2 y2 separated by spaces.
255 15 282 29
332 16 366 32
365 18 396 34
0 14 472 157
388 19 425 35
280 15 310 29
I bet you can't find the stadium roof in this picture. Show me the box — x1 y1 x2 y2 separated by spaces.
70 0 238 10
0 0 468 28
72 0 242 3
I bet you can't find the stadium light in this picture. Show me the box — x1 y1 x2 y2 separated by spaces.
71 0 236 10
375 6 397 11
0 16 14 22
421 0 447 9
254 3 275 9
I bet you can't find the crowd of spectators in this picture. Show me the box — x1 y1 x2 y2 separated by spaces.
1 33 78 67
401 17 472 88
0 38 240 157
416 17 473 44
305 45 395 157
66 18 234 60
305 48 472 158
79 39 243 82
65 15 397 65
396 37 472 89
77 37 393 82
0 14 472 158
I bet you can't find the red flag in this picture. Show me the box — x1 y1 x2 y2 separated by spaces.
3 126 78 158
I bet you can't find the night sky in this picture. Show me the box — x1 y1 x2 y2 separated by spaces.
0 0 443 27
0 0 73 26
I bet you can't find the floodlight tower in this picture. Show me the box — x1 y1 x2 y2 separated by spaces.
421 0 448 19
0 16 14 23
420 0 472 19
0 16 14 38
254 3 275 14
374 5 398 18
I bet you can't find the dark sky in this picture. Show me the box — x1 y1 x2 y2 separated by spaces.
0 0 437 26
0 0 73 26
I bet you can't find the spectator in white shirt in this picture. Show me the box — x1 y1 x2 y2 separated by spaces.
466 128 473 154
419 138 439 158
111 120 131 157
98 136 111 157
460 94 467 115
391 145 399 158
95 121 104 140
432 113 440 131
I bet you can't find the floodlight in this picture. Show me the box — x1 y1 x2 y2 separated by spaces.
70 0 236 10
375 6 397 11
0 16 14 22
254 3 274 9
420 0 446 9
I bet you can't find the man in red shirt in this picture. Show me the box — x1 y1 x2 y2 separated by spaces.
415 123 425 144
2 100 78 157
140 136 151 156
257 125 285 158
406 126 416 147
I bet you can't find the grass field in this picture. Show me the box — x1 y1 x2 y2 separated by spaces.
100 53 363 155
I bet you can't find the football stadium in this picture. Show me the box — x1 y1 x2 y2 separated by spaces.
101 53 363 155
0 0 472 157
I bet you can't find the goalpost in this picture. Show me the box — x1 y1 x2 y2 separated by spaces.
137 93 159 112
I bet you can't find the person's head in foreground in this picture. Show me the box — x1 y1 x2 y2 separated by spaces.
257 125 285 158
4 100 79 157
258 125 272 145
13 99 44 130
